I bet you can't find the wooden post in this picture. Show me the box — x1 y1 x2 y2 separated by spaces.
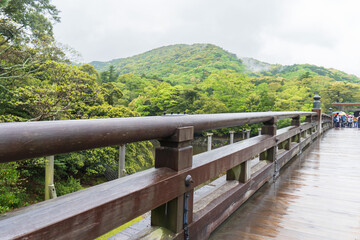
291 115 301 143
329 108 333 128
229 131 235 144
226 160 251 183
305 115 312 137
246 129 251 139
151 127 194 233
312 95 322 135
45 155 56 200
118 145 126 178
207 133 213 151
260 117 277 162
278 138 290 151
260 117 278 178
227 129 250 182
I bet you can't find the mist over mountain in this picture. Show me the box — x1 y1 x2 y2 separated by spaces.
241 57 272 73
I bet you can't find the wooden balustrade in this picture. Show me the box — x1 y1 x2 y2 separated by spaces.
0 110 333 240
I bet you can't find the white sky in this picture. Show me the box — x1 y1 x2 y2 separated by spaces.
53 0 360 76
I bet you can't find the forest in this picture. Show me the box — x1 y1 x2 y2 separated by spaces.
1 0 360 214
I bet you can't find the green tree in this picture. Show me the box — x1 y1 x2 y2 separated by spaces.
130 82 183 115
0 162 27 213
321 82 360 110
11 61 100 121
100 65 119 83
200 70 254 112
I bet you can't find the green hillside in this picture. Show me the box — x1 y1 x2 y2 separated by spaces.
91 44 360 86
90 43 360 116
260 64 360 83
90 44 245 84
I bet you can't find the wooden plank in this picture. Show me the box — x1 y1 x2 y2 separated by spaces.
211 128 360 240
174 163 274 239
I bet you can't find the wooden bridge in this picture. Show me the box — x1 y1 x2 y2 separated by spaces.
210 127 360 240
0 97 352 240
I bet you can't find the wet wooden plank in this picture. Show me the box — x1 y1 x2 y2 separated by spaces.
210 128 360 240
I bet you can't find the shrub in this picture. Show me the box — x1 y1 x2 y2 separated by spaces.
54 176 83 196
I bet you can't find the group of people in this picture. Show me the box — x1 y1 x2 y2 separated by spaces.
333 113 359 128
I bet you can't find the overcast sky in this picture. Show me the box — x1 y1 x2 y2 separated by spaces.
53 0 360 76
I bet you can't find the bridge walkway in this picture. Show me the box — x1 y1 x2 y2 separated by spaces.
210 128 360 240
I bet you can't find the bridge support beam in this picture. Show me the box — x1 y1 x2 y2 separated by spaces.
278 138 290 151
229 131 235 144
207 133 213 151
246 129 251 139
152 126 194 234
312 95 322 135
226 160 251 183
226 129 252 182
260 117 277 177
305 115 312 137
291 116 301 143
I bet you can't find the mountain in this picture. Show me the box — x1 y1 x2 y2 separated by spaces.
90 43 360 84
90 44 245 84
260 64 360 83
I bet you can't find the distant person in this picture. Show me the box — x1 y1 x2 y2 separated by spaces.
348 115 353 128
341 114 346 128
334 113 340 128
353 116 358 128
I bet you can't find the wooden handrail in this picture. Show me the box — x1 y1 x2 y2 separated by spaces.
0 111 332 240
0 111 315 163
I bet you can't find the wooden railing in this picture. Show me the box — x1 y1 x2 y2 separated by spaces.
0 110 333 240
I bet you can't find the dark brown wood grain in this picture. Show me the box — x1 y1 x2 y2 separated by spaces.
0 111 316 163
0 112 329 240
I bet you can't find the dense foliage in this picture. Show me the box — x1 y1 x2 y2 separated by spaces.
93 44 360 117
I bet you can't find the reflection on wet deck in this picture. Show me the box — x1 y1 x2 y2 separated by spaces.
210 128 360 240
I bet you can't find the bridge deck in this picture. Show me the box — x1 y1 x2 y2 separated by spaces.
210 128 360 240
